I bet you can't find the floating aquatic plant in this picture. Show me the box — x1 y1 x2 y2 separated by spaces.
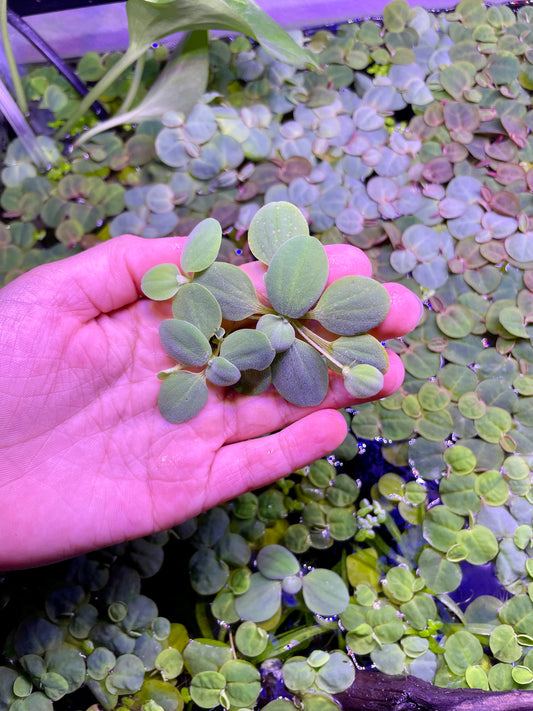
142 202 391 423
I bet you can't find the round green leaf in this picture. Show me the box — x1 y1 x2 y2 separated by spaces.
309 276 390 336
418 548 462 594
474 470 509 506
256 314 295 352
282 658 316 692
443 445 476 475
220 329 275 371
189 670 225 708
271 339 329 407
490 625 522 663
159 319 212 367
343 364 384 399
235 622 268 658
455 525 499 565
105 654 145 695
172 283 222 339
205 357 241 387
371 643 406 675
190 549 229 596
220 659 261 709
181 218 222 274
315 652 355 694
332 334 389 373
439 473 481 515
248 201 310 265
302 569 349 616
194 262 261 320
155 648 184 680
422 506 464 552
158 371 209 424
383 566 416 603
444 631 483 676
257 545 300 579
265 235 328 318
142 264 180 301
234 574 282 623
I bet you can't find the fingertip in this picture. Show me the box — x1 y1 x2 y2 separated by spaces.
323 244 373 285
371 282 423 340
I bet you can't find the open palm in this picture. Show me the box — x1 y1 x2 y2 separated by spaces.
0 235 421 570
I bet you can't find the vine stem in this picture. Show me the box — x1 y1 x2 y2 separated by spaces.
0 0 27 114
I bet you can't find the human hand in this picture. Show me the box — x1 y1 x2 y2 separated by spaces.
0 235 421 569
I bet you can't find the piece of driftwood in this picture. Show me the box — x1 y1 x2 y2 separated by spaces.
335 669 533 711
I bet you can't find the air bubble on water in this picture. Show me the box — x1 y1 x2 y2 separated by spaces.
482 338 491 347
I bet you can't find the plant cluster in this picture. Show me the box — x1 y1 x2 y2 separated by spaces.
142 201 390 422
2 0 533 707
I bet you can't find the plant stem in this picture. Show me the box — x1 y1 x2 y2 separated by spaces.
56 45 146 139
117 52 146 115
0 0 27 114
294 323 345 374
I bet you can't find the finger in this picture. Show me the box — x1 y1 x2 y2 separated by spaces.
223 349 404 444
371 282 423 340
204 409 347 509
323 244 372 284
26 234 187 319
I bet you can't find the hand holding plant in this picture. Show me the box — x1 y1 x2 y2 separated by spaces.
0 219 420 570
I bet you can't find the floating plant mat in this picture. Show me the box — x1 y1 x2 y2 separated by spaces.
2 0 533 708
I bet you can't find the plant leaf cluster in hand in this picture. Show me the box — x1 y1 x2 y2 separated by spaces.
141 201 390 423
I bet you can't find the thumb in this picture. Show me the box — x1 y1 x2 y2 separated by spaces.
17 234 187 320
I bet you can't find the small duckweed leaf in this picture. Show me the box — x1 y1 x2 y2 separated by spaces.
332 334 389 372
383 0 410 31
155 648 184 679
257 545 300 580
489 625 522 664
444 445 476 475
418 548 462 593
248 201 309 265
371 644 406 675
315 652 355 694
422 506 464 553
220 329 275 371
499 307 529 338
265 235 328 318
219 659 261 709
105 654 145 695
159 319 211 367
194 262 261 320
189 670 225 709
235 621 268 658
439 473 481 515
474 470 509 506
172 282 222 339
456 525 499 565
444 631 483 676
343 363 384 399
256 314 295 352
141 263 180 300
475 407 513 443
302 569 349 616
181 218 222 274
271 339 329 407
383 567 415 603
234 574 282 623
158 371 209 424
282 659 316 692
309 276 390 336
205 357 241 387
